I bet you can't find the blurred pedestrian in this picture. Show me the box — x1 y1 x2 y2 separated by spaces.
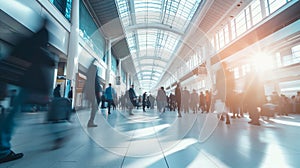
190 89 198 113
0 20 56 163
175 83 182 117
104 83 116 115
53 84 62 98
156 87 167 113
142 92 147 112
84 61 102 127
68 87 73 100
182 87 190 113
127 84 137 115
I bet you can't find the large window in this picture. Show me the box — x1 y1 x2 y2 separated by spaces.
281 45 300 66
275 52 282 67
50 0 72 21
267 0 288 14
233 67 240 79
218 29 225 49
251 0 262 25
279 80 300 96
291 45 300 64
224 25 229 44
116 0 203 91
79 1 106 60
213 0 291 52
230 19 237 40
215 33 219 50
241 64 251 76
245 7 252 29
235 11 247 36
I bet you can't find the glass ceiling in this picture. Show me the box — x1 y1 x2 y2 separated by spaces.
116 0 203 92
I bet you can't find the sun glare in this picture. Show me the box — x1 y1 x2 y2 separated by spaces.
252 52 275 71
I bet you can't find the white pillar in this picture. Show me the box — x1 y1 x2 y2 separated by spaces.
118 60 122 77
118 59 122 85
105 39 112 87
66 0 79 106
126 73 130 90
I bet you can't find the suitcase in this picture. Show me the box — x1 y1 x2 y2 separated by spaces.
47 98 72 122
261 103 277 117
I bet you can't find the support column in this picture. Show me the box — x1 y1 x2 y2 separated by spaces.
126 73 129 90
66 0 79 107
105 39 112 87
118 60 121 77
118 55 130 87
117 59 121 85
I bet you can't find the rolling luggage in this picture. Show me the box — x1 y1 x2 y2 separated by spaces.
47 98 72 122
261 103 277 117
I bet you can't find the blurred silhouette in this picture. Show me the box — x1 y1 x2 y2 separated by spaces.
47 96 73 150
175 83 182 117
8 89 17 110
0 19 57 163
142 92 147 112
243 73 265 126
100 91 106 109
182 87 190 113
126 84 137 115
53 84 62 98
214 65 231 124
190 89 199 114
149 94 155 109
68 86 73 100
104 83 116 115
83 60 102 127
0 82 7 115
156 87 167 113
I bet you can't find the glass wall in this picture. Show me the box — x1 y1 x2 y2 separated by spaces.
111 55 117 74
212 0 292 51
121 68 126 83
49 0 72 21
79 0 106 60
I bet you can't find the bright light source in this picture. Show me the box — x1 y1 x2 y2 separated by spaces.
252 52 275 71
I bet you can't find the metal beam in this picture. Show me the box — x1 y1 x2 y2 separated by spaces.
136 69 163 75
133 56 169 62
136 63 166 69
125 23 184 36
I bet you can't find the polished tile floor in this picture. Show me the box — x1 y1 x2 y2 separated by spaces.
1 107 300 168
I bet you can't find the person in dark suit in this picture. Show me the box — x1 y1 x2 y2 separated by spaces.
127 85 137 115
142 92 147 112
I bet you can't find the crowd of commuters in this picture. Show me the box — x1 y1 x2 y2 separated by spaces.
2 52 300 164
114 83 300 124
2 73 300 164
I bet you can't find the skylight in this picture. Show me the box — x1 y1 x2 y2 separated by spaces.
116 0 203 92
